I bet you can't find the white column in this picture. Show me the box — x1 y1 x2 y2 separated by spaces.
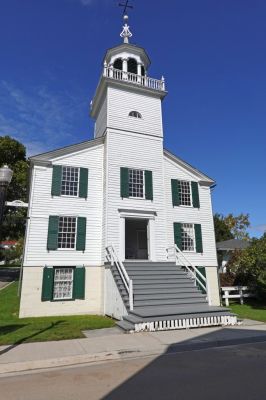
137 63 142 83
122 58 128 80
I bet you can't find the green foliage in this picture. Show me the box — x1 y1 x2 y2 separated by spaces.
214 213 234 243
0 136 29 240
0 282 115 345
2 238 24 264
230 235 266 300
214 213 250 242
223 213 250 240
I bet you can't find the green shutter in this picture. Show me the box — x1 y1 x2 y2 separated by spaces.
195 224 203 253
145 170 153 200
171 179 180 206
79 168 88 198
196 266 206 294
120 167 129 198
191 181 200 208
41 267 54 301
47 216 59 250
51 165 62 196
76 217 86 251
173 223 182 249
73 267 85 299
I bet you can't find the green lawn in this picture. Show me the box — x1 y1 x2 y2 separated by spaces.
0 282 115 346
230 301 266 323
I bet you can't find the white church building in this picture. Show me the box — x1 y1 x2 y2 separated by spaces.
19 16 237 331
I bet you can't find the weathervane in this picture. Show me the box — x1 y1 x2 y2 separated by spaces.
119 1 133 43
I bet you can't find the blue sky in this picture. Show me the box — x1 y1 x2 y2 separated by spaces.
0 0 265 236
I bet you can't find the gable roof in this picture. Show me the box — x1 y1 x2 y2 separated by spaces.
29 137 104 164
163 148 215 185
216 239 250 251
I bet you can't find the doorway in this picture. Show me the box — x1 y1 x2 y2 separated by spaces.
125 219 149 260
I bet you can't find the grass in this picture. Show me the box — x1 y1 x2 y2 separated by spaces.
0 282 115 346
229 301 266 323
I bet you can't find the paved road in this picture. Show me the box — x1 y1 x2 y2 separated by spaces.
1 341 266 400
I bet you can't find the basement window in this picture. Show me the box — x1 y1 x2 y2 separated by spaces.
53 267 74 300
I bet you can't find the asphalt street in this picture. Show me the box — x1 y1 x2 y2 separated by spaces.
1 341 266 400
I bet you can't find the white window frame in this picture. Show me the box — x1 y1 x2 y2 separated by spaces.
128 168 145 199
53 267 74 300
181 223 196 252
178 180 192 207
60 166 80 197
57 216 77 250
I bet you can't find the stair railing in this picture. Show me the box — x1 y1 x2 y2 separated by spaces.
106 245 133 311
167 245 208 299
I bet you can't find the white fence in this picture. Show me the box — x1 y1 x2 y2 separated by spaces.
221 286 254 306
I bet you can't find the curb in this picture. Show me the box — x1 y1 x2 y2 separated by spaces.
1 335 266 376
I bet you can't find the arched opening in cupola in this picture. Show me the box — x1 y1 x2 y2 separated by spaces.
141 66 145 76
113 58 123 70
128 58 138 74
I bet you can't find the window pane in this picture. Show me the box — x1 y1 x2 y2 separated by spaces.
178 181 191 206
181 223 195 251
61 166 79 196
58 217 77 249
53 268 74 300
129 169 144 198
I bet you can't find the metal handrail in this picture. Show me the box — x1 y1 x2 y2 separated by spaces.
106 245 133 310
103 66 165 91
167 245 207 295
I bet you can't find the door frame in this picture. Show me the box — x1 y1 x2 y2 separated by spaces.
119 210 156 261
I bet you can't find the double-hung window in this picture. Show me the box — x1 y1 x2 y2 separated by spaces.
181 223 195 251
53 267 74 300
129 169 145 198
61 166 79 196
58 217 77 249
178 180 192 206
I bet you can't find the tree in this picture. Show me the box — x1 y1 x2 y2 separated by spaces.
232 234 266 300
0 136 29 241
223 213 250 241
214 213 234 242
213 213 250 242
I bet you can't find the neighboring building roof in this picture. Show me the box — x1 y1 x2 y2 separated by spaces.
0 240 17 247
163 149 215 185
216 239 250 251
29 137 105 164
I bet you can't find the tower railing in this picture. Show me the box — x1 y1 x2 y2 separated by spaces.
103 65 165 91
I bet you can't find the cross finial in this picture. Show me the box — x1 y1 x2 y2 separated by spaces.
119 0 133 15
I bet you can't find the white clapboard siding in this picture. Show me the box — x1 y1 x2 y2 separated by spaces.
105 129 168 261
24 144 104 266
164 156 217 266
94 96 107 138
107 86 163 137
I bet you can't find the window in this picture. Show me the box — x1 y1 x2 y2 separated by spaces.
58 217 77 249
129 111 142 119
53 267 74 300
178 180 192 206
129 169 144 198
61 166 79 196
181 223 195 251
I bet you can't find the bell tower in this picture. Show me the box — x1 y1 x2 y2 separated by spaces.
90 14 167 139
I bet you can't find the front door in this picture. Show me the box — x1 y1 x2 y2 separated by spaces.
125 218 148 260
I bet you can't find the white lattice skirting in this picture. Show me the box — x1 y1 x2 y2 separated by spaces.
133 315 238 333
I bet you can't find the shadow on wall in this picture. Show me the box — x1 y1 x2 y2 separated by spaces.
102 327 266 400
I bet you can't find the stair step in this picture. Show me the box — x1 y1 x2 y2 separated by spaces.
127 298 207 307
113 271 186 278
124 262 177 267
116 320 135 331
131 304 230 318
126 293 205 301
120 287 198 295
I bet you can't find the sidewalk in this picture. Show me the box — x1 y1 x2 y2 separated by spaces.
1 319 266 376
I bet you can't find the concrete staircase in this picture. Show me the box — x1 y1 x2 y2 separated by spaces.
111 261 237 333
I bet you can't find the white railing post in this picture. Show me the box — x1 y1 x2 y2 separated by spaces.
161 75 165 91
103 61 107 77
129 279 133 311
